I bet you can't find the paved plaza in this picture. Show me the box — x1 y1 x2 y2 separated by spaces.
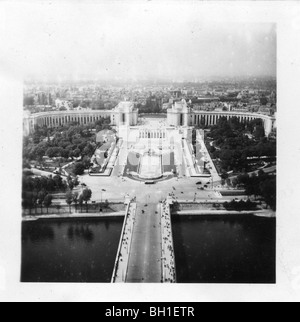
79 127 222 204
79 174 221 204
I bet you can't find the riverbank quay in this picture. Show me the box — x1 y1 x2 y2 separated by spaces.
173 209 275 218
22 211 125 221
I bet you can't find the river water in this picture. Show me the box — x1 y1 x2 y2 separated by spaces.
21 217 123 282
172 215 276 283
22 215 275 283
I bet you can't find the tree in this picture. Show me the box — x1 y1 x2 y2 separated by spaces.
237 173 250 185
82 156 92 169
73 148 81 158
40 177 48 191
22 191 34 215
221 172 229 180
32 191 38 214
73 177 80 187
260 96 268 105
82 188 92 213
78 195 84 213
254 126 265 139
46 147 56 158
73 192 79 212
68 180 74 190
74 162 85 176
53 175 63 190
83 144 95 157
65 191 73 213
46 177 55 192
38 190 47 214
226 178 232 187
260 177 276 210
43 194 53 214
232 178 238 188
209 145 216 154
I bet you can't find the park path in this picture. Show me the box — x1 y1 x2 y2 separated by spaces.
126 202 162 283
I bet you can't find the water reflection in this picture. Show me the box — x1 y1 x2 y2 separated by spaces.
104 218 110 231
67 225 94 242
21 217 123 283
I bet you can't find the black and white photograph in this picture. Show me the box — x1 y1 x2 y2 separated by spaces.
0 0 300 302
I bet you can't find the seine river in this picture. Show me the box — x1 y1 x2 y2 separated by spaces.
172 215 276 283
21 217 123 282
22 215 275 283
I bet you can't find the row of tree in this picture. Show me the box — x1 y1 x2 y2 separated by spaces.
22 190 53 214
65 188 92 213
22 186 95 215
22 172 81 214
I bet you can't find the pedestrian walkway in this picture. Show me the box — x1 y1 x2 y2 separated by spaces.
111 201 137 283
161 200 176 283
196 130 221 183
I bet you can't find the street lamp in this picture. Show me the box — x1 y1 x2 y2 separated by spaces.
101 189 106 203
100 189 106 212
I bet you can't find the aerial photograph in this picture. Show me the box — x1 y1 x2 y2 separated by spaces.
20 2 276 284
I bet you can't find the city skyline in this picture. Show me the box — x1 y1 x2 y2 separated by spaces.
2 2 276 82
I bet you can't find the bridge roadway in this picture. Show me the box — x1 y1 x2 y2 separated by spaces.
126 201 162 283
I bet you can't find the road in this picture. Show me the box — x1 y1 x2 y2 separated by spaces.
79 173 219 203
126 202 162 283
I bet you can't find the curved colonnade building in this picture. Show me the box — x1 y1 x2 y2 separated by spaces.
167 99 276 136
23 101 139 136
23 99 276 136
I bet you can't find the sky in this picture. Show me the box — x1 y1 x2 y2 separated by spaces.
0 1 277 82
